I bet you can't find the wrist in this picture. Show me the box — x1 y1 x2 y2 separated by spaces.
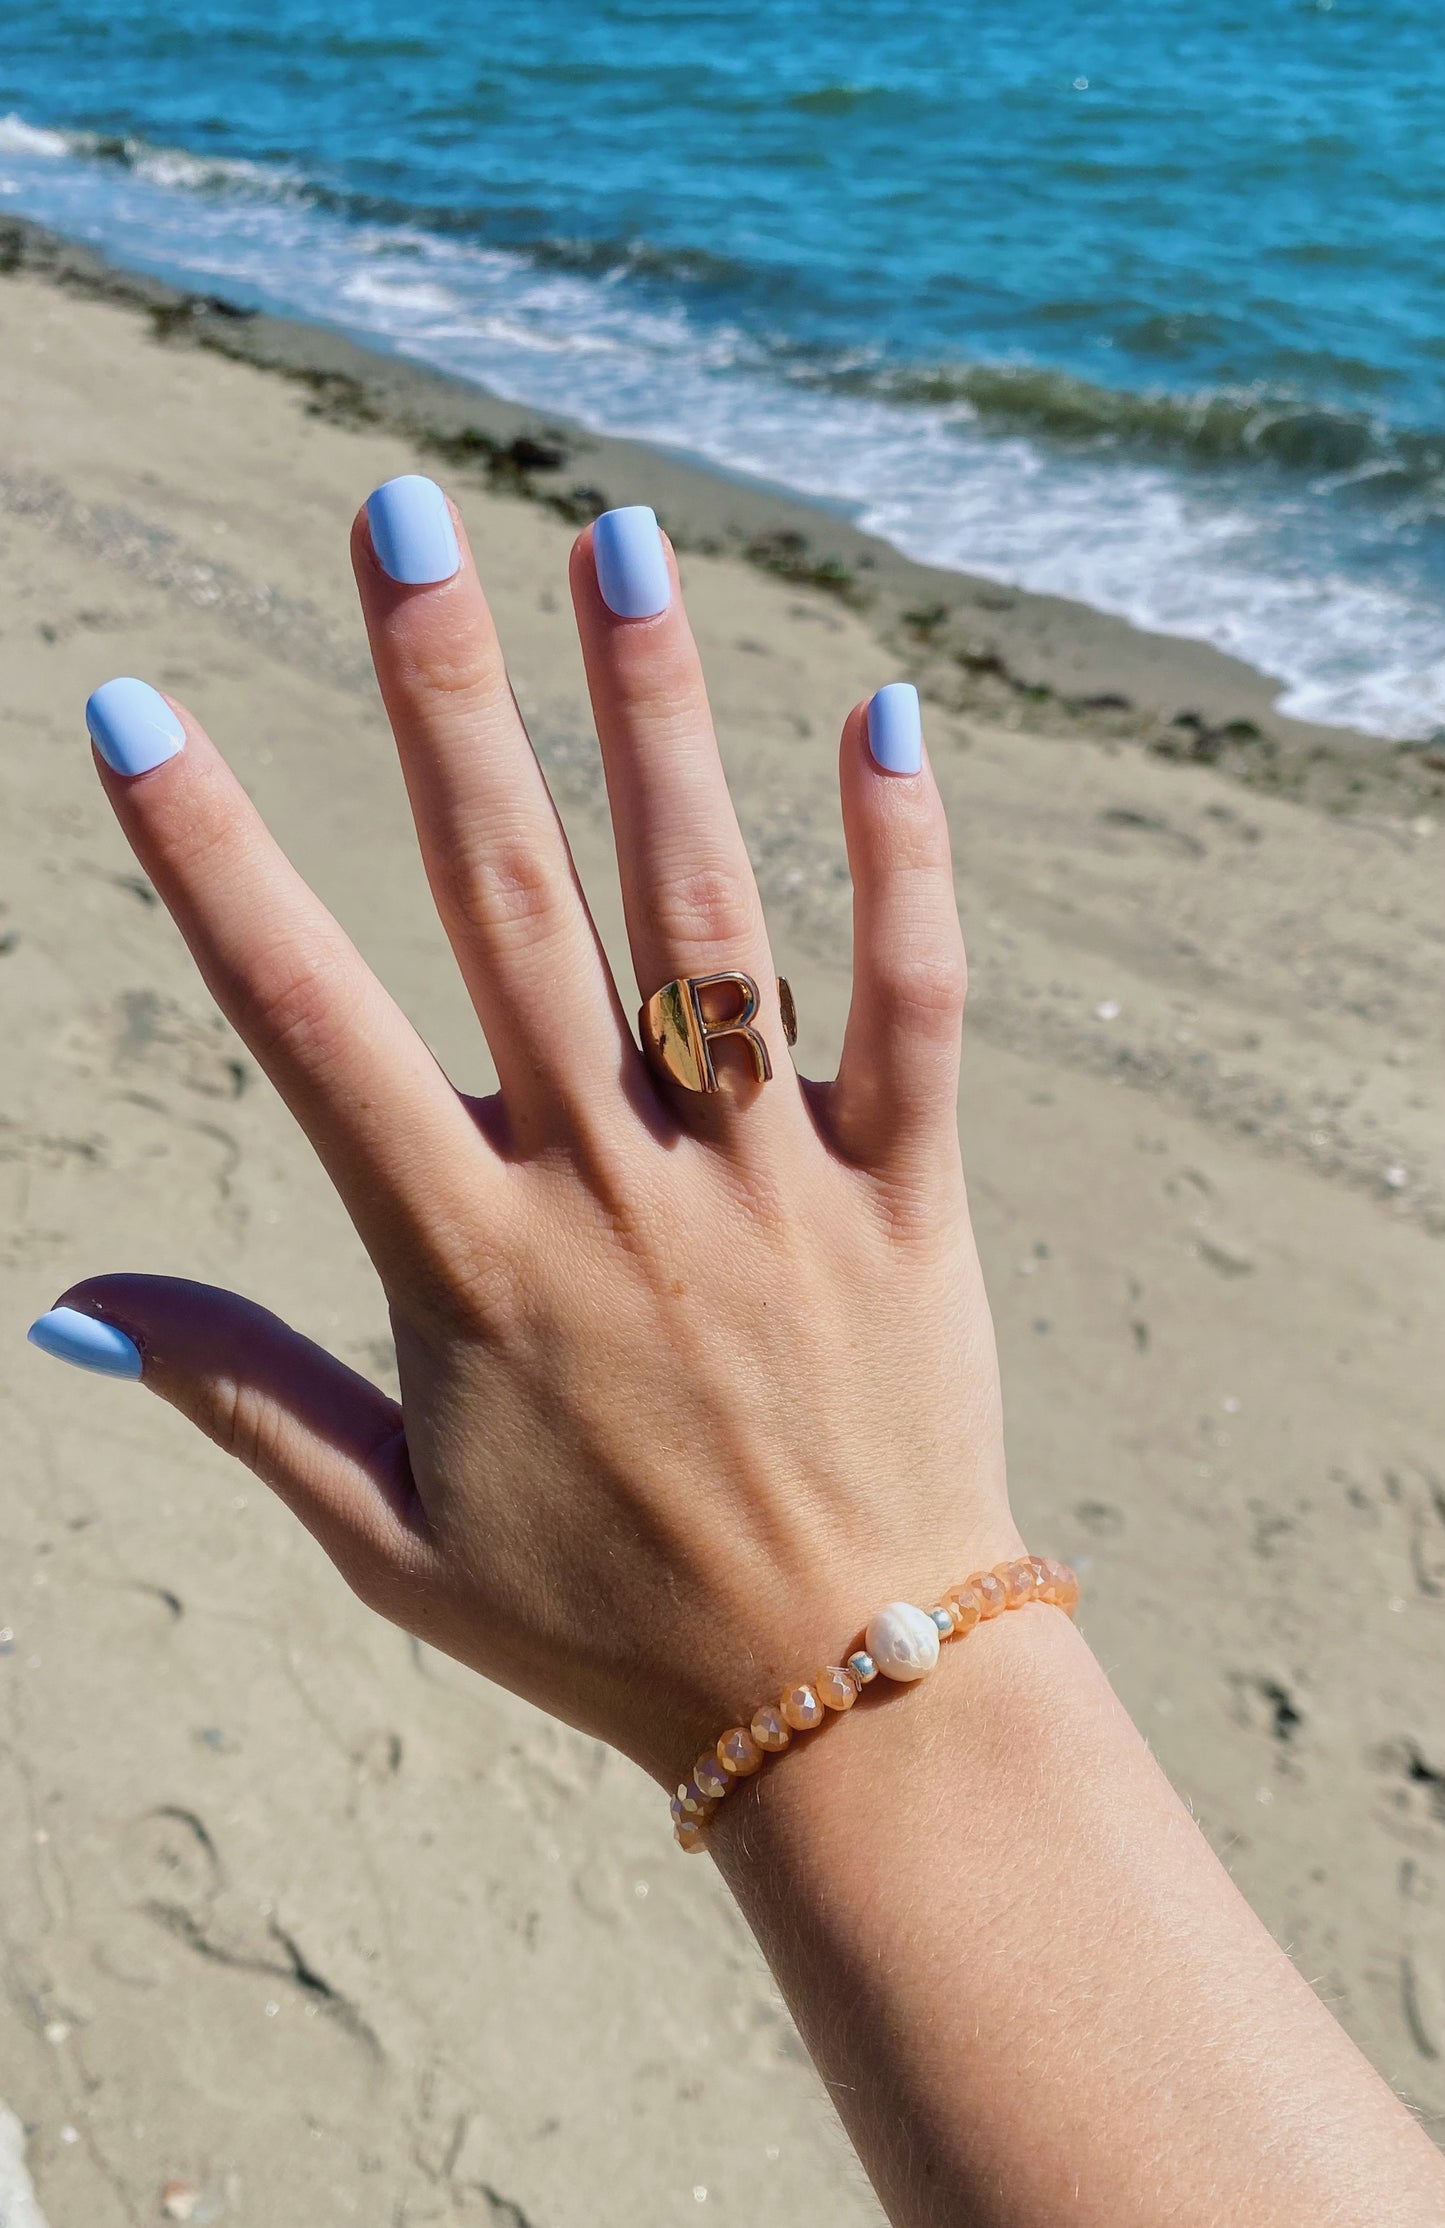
639 1512 1029 1792
704 1592 1092 1876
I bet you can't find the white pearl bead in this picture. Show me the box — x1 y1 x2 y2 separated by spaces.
864 1601 941 1683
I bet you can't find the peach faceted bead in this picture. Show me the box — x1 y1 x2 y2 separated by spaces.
946 1585 982 1636
817 1665 862 1711
781 1682 825 1731
674 1818 707 1853
970 1570 1008 1618
694 1752 731 1801
1002 1559 1038 1608
750 1702 792 1752
718 1726 763 1776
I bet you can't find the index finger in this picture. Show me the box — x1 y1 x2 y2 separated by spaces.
85 676 498 1305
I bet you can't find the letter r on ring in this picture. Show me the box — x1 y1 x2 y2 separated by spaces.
642 971 773 1092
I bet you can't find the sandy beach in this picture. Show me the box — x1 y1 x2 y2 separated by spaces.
2 227 1443 2225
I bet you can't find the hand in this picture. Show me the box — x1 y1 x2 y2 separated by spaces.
32 482 1017 1788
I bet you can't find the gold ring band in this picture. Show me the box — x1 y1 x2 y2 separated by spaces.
640 971 797 1093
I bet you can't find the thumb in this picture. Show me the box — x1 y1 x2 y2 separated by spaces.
26 1276 429 1595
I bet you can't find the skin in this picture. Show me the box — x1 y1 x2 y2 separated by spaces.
45 496 1445 2225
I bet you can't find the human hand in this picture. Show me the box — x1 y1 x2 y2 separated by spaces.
29 482 1018 1787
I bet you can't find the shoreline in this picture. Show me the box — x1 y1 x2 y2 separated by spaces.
4 211 1440 818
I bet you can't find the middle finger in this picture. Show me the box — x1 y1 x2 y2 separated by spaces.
569 510 796 1111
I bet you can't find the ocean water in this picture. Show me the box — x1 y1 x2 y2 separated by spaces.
3 0 1443 736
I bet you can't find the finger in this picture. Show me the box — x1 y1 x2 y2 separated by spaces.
829 687 968 1171
85 678 493 1302
354 479 639 1146
569 511 795 1105
28 1278 433 1611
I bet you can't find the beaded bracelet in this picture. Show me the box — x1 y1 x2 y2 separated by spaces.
671 1555 1079 1850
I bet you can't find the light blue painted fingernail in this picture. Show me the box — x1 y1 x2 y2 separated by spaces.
867 682 923 775
366 474 461 585
593 505 671 618
85 678 185 777
27 1306 143 1381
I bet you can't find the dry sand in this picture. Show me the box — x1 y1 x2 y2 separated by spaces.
1 236 1443 2226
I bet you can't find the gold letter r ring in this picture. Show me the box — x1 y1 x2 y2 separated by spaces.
640 972 797 1093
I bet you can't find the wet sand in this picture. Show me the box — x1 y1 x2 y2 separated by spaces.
1 230 1442 2225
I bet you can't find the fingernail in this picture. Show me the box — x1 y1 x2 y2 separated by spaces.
366 474 461 585
867 682 923 775
27 1306 142 1381
85 678 185 776
593 505 671 618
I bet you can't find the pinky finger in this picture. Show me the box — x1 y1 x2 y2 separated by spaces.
27 1277 434 1609
828 687 968 1173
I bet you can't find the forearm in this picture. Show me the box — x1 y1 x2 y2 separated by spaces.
713 1606 1444 2228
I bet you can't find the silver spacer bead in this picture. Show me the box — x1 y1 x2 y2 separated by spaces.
847 1650 878 1684
930 1605 955 1637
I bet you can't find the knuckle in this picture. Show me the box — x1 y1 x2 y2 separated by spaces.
920 938 970 1016
868 1161 965 1245
875 935 968 1029
651 857 761 960
393 611 507 709
205 1373 281 1475
233 935 361 1078
609 634 699 712
433 832 569 942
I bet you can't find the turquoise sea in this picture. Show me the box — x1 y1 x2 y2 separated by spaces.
3 0 1443 735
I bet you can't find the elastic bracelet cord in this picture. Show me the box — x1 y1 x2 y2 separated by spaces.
671 1554 1080 1850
